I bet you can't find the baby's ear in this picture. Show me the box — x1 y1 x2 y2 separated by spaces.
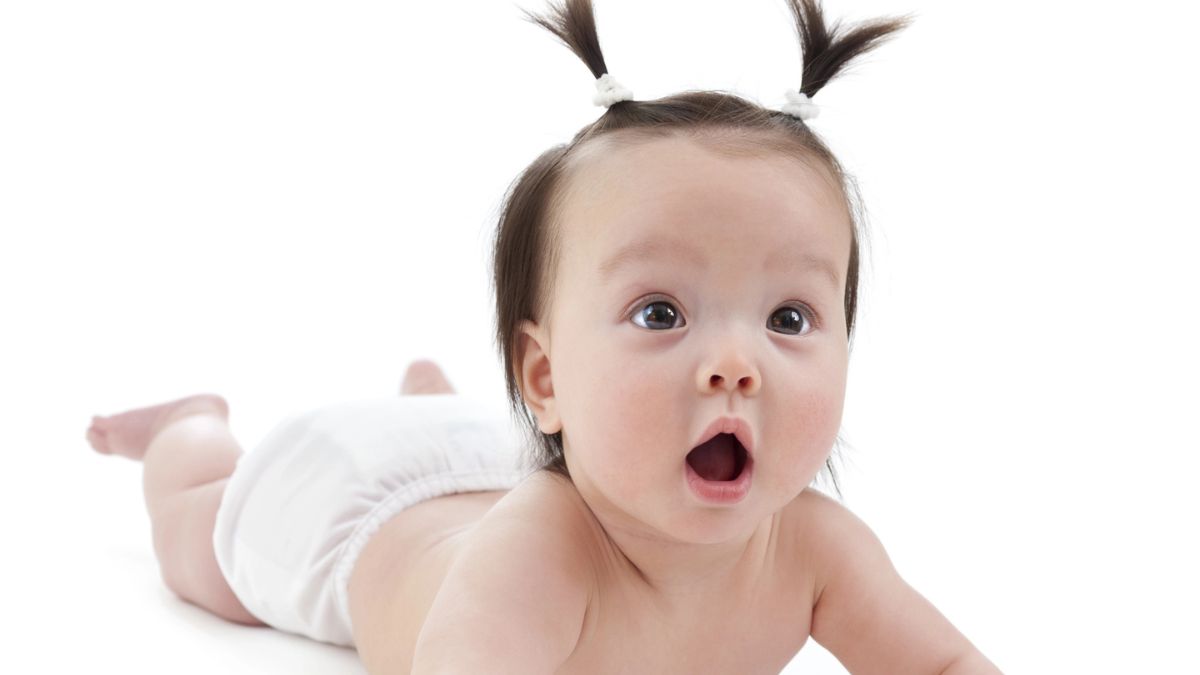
516 319 562 435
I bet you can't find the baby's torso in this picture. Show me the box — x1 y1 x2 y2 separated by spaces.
558 558 814 674
554 487 816 674
347 480 820 674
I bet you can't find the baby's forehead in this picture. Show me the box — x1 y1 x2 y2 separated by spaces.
558 137 849 253
563 134 844 218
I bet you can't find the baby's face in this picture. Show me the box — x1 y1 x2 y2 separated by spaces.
528 134 851 543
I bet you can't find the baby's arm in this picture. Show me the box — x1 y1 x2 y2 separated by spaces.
409 506 591 674
803 492 1003 674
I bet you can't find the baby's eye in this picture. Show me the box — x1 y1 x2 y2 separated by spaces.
629 297 817 336
631 299 685 331
768 305 816 336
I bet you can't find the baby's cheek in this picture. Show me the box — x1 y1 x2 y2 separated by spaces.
602 376 674 466
591 378 687 498
774 388 844 474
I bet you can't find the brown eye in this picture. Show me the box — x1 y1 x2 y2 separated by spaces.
628 297 817 335
631 299 684 331
769 305 816 336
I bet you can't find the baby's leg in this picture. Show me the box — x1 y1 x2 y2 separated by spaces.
86 394 265 627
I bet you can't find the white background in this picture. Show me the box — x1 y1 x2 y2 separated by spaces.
2 0 1197 672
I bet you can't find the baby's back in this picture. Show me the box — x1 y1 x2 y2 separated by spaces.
347 488 510 673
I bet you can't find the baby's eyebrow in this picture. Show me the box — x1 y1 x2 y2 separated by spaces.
598 235 841 291
598 236 705 280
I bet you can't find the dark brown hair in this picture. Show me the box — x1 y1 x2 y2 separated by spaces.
490 0 910 500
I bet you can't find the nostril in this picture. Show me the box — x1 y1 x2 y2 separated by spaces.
708 374 752 388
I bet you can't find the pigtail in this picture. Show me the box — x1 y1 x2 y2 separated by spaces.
520 0 611 82
785 0 911 98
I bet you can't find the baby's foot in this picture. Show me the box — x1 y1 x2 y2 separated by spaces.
86 393 229 461
400 359 456 395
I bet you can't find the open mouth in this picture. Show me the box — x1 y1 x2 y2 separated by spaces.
686 432 749 482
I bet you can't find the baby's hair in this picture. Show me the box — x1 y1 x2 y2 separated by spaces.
491 0 910 499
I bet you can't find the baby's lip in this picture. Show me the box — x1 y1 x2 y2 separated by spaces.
692 416 754 458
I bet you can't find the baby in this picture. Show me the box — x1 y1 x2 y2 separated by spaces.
86 0 1003 673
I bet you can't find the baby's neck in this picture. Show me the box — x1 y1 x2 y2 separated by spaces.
598 508 780 607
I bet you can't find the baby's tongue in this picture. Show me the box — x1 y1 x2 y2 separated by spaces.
686 434 738 481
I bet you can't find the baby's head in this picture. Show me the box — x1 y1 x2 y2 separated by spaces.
491 0 908 520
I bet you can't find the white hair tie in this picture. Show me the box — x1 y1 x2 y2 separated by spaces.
592 74 819 122
780 89 820 121
593 73 634 107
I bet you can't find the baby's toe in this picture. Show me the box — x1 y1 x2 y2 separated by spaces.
86 425 111 454
401 360 455 394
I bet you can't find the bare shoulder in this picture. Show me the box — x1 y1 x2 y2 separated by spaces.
460 468 602 598
481 469 608 569
411 470 599 673
782 487 868 603
787 488 989 675
475 470 606 605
